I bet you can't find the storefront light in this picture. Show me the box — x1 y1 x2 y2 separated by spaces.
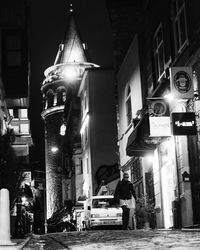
144 153 154 163
164 93 174 102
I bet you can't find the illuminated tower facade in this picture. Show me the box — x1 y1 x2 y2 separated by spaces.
41 6 98 218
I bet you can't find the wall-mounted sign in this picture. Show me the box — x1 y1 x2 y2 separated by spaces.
147 98 169 117
171 112 197 135
170 67 194 99
149 116 171 137
182 171 190 182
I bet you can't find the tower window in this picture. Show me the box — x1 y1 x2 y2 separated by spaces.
6 35 21 66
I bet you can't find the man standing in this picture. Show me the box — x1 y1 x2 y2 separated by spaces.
114 172 137 230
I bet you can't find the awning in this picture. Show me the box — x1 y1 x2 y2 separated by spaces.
126 113 157 157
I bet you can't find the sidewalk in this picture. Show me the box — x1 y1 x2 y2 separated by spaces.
0 236 31 250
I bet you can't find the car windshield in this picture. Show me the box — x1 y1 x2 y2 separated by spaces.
92 198 115 208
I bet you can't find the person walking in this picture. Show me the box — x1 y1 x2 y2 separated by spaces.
114 172 137 230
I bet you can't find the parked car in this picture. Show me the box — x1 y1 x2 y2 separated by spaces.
84 195 122 229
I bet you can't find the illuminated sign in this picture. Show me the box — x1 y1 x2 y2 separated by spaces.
170 67 194 99
147 98 169 117
149 116 171 137
171 112 197 135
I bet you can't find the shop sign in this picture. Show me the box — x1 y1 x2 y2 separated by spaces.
147 98 169 117
170 67 194 99
171 112 197 135
149 116 171 137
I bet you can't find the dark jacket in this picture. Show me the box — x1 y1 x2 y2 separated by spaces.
114 179 136 201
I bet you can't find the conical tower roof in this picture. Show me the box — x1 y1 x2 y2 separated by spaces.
54 5 87 65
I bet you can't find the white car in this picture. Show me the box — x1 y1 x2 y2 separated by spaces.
84 195 122 229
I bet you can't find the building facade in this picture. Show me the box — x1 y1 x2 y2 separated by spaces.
112 0 200 228
78 67 119 197
0 0 32 169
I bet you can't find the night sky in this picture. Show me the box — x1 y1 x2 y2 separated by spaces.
29 0 114 167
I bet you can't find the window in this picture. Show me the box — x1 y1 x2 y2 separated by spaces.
56 87 66 105
9 109 13 117
13 108 19 119
12 125 19 134
6 35 21 66
131 158 142 182
46 89 54 108
20 123 29 134
172 0 188 55
131 158 143 198
20 109 28 119
76 158 83 175
125 86 132 126
153 24 165 83
82 90 88 120
86 157 89 174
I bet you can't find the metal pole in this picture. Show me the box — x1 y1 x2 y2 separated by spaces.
174 136 182 228
43 183 47 234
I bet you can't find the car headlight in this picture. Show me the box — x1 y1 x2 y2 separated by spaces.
116 213 122 217
91 214 100 218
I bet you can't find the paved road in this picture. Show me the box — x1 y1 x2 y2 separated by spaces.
22 229 200 250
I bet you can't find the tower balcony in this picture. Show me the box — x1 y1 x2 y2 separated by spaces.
42 62 99 87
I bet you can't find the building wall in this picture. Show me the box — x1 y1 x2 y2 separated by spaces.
44 111 64 218
79 67 118 197
89 68 118 194
117 35 143 168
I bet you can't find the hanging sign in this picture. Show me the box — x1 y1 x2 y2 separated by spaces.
170 67 194 99
171 112 197 135
149 116 171 137
147 98 169 117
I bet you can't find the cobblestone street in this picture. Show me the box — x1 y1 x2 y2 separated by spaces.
21 229 200 250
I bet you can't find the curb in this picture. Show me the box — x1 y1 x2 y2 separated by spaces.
0 236 31 250
17 236 32 250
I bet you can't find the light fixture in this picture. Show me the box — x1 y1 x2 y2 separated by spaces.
60 123 66 136
164 93 174 102
51 146 58 153
21 196 27 205
144 153 154 163
62 66 77 80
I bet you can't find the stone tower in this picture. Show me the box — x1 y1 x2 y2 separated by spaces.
41 5 98 219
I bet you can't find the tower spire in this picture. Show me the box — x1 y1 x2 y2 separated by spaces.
54 3 86 65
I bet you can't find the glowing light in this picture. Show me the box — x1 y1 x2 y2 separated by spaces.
164 93 174 102
60 123 66 136
145 154 154 163
21 196 27 205
63 67 77 80
51 146 58 153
